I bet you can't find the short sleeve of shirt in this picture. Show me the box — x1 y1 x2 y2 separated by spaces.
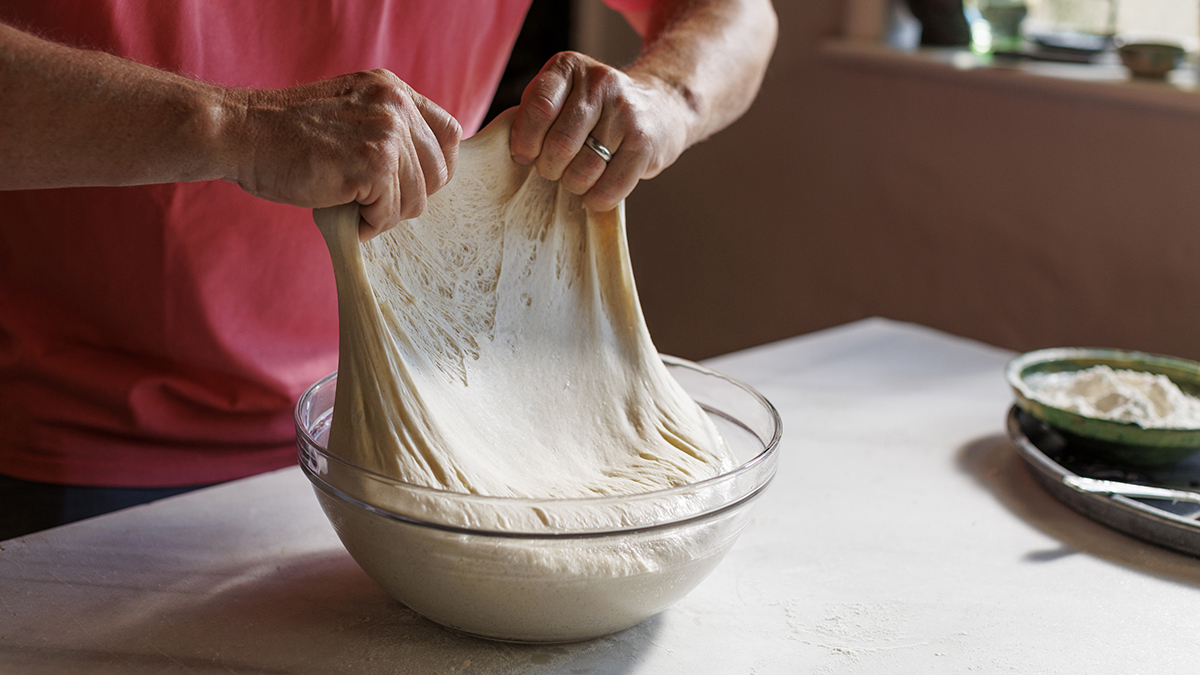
600 0 664 15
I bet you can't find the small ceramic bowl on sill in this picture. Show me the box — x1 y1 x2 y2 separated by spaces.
1117 42 1185 79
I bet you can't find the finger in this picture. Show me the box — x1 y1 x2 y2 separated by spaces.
359 89 452 239
392 134 427 222
510 56 574 165
413 92 462 191
357 135 425 239
356 169 403 241
559 117 619 193
357 212 382 242
560 150 609 196
583 143 648 212
534 80 601 182
406 104 452 202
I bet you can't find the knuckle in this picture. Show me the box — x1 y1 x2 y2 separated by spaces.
402 192 427 219
561 167 595 195
366 68 401 86
585 191 618 211
542 129 577 158
587 177 631 210
521 94 559 126
590 65 622 91
357 77 410 109
519 78 565 123
534 157 564 182
350 69 390 93
590 186 619 205
622 128 654 156
549 50 587 72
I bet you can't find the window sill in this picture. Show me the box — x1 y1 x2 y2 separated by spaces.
820 40 1200 118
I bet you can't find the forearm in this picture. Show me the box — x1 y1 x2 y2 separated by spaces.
0 21 235 190
627 0 778 148
0 21 459 235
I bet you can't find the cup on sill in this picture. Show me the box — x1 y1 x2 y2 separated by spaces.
1117 42 1185 79
974 0 1027 52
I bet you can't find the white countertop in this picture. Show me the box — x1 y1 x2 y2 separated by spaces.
3 318 1198 673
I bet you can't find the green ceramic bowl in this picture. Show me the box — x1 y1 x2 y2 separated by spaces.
1005 348 1200 467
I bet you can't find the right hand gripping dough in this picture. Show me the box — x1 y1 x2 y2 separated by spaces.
313 110 732 519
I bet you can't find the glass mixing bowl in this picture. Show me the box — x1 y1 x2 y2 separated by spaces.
295 355 782 643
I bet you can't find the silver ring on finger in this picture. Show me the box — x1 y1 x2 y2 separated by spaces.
584 136 613 163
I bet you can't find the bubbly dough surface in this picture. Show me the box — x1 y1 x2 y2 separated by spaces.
314 111 733 504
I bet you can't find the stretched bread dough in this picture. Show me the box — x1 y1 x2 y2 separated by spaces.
313 110 732 505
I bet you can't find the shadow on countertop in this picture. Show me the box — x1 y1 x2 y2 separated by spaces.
957 433 1200 589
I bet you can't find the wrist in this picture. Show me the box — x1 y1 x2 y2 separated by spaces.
205 85 250 185
628 68 704 152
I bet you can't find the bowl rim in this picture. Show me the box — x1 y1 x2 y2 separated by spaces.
295 354 783 537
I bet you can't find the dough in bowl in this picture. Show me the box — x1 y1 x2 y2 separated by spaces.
312 110 732 527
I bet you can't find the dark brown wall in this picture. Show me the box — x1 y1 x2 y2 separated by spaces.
584 0 1200 362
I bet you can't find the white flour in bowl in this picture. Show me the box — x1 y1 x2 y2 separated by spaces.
1026 365 1200 429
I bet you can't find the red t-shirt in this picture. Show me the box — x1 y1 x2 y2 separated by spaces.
0 0 550 487
0 0 662 488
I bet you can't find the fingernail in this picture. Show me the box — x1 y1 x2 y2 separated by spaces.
511 153 532 166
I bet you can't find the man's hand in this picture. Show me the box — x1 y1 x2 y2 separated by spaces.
0 23 461 240
509 52 691 213
509 0 777 213
227 70 461 240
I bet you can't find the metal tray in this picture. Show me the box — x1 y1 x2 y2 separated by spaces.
1006 405 1200 557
